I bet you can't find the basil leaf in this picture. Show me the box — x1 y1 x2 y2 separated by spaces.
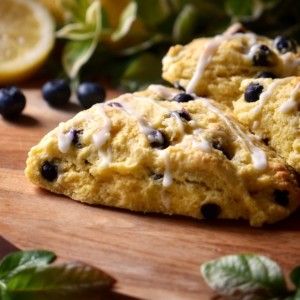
0 250 55 281
200 254 287 299
4 261 115 300
111 1 138 42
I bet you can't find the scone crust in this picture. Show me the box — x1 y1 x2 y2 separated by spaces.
234 76 300 174
162 31 300 106
26 86 300 227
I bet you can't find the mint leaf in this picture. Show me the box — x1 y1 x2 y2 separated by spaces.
200 254 287 298
4 261 115 300
0 250 55 281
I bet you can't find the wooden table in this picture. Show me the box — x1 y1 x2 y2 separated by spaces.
1 84 300 300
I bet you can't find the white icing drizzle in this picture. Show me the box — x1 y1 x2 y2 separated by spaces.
251 78 291 119
170 111 185 139
92 105 112 165
186 33 257 94
56 122 73 153
158 149 173 187
279 82 300 113
191 129 212 152
148 84 177 100
116 98 154 135
115 97 174 190
200 98 267 170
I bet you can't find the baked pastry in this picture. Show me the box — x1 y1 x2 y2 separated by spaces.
234 76 300 174
162 23 300 107
25 85 300 227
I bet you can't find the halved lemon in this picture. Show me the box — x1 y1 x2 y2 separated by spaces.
0 0 55 85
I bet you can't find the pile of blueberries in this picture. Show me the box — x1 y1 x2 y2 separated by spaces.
0 80 106 119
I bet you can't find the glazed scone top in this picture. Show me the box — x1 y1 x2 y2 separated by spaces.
162 23 300 107
234 76 300 173
26 85 300 226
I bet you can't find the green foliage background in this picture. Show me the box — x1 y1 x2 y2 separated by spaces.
56 0 300 91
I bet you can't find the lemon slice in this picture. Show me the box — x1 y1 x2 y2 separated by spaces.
0 0 55 85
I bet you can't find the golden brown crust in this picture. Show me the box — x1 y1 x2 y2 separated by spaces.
25 85 300 226
234 76 300 174
162 29 300 107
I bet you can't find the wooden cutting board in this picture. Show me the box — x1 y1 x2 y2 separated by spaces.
1 84 300 300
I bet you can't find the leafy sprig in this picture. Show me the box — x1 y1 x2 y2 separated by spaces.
52 0 300 91
0 250 115 300
201 254 300 300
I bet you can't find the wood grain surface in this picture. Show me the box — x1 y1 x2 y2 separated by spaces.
1 84 300 300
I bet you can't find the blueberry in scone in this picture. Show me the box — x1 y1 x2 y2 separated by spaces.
233 76 300 174
25 85 300 227
162 23 300 107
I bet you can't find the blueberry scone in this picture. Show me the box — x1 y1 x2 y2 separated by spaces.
25 85 300 227
162 23 300 107
234 76 300 174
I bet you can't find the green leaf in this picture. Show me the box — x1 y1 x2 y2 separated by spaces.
56 23 96 41
121 52 163 91
134 0 173 28
62 39 97 79
111 1 138 42
4 261 115 300
200 254 287 299
61 0 91 23
62 0 102 79
290 266 300 288
0 250 55 281
225 0 264 21
172 4 198 43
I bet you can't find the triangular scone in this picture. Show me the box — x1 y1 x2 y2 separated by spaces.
162 23 300 107
25 85 300 227
234 76 300 174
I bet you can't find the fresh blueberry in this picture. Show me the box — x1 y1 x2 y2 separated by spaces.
41 161 58 182
107 102 122 108
251 44 274 66
256 72 276 79
244 83 264 102
42 79 71 106
77 82 106 109
148 130 170 149
200 203 221 219
0 86 26 118
212 140 232 160
173 92 194 102
70 129 83 148
274 36 297 54
170 109 191 121
274 189 289 207
150 173 164 181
